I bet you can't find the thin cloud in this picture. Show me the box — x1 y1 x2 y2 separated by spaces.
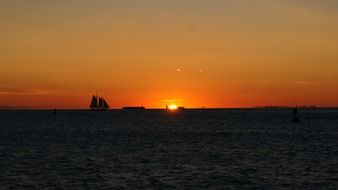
0 88 51 95
295 81 320 85
0 105 28 109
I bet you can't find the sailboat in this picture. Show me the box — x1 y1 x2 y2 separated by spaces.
90 95 109 111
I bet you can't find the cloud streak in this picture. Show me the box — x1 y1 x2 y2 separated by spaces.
0 88 51 95
295 81 320 85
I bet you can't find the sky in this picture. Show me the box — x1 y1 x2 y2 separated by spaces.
1 0 338 109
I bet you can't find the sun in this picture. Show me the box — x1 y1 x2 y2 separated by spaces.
168 104 178 110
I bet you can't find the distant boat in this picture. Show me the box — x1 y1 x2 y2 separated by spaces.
90 95 109 111
177 106 185 111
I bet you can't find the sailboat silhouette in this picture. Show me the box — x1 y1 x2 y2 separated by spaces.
90 95 109 111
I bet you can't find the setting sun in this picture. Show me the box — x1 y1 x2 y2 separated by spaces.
168 104 178 110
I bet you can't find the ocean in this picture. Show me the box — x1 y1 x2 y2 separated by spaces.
0 109 337 189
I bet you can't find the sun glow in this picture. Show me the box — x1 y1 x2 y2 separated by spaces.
168 104 178 110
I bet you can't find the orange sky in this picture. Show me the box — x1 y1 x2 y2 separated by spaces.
1 0 338 109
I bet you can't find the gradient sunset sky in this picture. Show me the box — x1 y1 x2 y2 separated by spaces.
1 0 338 109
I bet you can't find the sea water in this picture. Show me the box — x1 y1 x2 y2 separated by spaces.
0 109 337 189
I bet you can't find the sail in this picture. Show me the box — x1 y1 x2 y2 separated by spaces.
98 97 104 108
90 95 109 110
103 99 109 109
90 96 98 108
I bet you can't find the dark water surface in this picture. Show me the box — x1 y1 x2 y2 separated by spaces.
0 109 338 189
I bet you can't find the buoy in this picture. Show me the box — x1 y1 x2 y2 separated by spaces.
292 108 300 123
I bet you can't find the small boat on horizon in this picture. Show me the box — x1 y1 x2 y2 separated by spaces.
90 95 109 111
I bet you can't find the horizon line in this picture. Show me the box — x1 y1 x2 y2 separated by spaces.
2 106 338 111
